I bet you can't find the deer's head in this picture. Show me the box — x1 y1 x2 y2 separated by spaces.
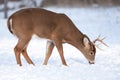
80 35 108 64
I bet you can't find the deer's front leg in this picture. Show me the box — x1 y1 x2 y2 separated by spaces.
54 39 67 66
43 41 54 65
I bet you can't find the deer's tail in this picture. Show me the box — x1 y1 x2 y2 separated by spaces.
7 15 13 34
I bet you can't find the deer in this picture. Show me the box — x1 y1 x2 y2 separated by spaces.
7 8 107 66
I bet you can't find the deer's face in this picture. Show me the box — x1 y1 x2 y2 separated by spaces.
81 36 96 64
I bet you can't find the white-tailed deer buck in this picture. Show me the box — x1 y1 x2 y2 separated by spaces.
7 8 107 66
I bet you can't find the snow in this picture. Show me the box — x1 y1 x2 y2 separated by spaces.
0 7 120 80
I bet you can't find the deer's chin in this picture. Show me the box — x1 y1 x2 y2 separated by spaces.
89 61 95 64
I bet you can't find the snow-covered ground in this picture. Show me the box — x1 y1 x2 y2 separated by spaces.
0 7 120 80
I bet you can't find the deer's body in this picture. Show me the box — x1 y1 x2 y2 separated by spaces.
7 8 96 66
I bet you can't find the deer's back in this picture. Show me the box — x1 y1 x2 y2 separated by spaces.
10 8 80 39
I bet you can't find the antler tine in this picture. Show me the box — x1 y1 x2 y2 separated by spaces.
98 34 101 38
93 34 100 43
93 35 109 47
101 37 106 41
99 39 109 47
95 44 103 50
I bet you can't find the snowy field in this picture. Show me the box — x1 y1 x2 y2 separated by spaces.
0 7 120 80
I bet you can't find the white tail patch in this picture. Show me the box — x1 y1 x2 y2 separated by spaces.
9 18 14 32
10 18 12 27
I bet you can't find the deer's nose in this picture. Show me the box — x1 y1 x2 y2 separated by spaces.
89 61 94 64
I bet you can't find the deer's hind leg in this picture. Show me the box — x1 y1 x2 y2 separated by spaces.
22 47 34 65
14 37 31 66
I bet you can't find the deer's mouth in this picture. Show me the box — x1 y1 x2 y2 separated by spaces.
89 61 95 64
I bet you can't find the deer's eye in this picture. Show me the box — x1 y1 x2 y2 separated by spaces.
90 51 94 56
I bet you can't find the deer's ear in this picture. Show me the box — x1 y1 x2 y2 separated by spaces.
83 37 90 48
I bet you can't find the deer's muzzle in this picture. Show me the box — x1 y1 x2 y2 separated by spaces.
89 61 95 64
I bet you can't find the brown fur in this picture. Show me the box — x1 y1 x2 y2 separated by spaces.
7 8 96 66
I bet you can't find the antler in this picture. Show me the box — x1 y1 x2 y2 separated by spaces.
93 35 109 49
